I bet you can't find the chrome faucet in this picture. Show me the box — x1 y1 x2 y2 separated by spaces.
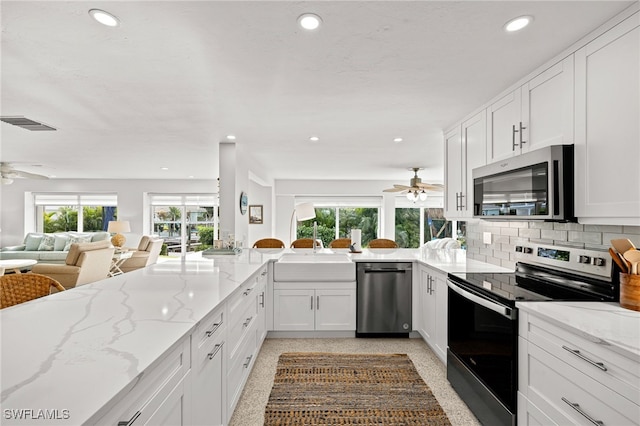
313 221 318 253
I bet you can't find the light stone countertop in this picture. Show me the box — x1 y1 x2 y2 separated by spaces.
0 247 509 424
517 301 640 360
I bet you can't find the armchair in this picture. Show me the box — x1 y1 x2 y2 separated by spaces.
31 240 115 289
119 236 164 273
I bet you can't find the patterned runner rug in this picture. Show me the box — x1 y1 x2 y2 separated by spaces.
264 352 451 425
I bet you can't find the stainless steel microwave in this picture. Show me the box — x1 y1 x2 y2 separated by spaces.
472 145 575 221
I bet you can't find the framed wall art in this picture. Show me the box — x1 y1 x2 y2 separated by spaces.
249 205 263 224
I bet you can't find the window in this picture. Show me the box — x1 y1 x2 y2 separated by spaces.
34 193 117 233
294 197 381 248
394 205 454 248
149 194 218 255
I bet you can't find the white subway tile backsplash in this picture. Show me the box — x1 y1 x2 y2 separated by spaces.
500 227 519 236
501 260 516 270
486 256 502 266
509 236 529 245
519 228 541 239
530 238 555 245
555 241 585 249
494 250 510 260
529 222 554 230
553 222 584 231
568 231 602 244
622 226 640 235
584 225 624 233
540 230 568 241
603 233 640 247
493 235 510 244
509 221 530 229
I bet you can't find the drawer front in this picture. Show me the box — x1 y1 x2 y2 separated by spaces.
525 340 640 426
228 277 258 322
227 326 257 414
227 294 257 361
194 306 225 351
94 337 191 425
523 312 640 404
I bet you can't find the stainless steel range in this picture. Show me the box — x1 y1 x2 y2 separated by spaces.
446 243 619 426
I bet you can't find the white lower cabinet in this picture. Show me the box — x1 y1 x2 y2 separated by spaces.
96 337 192 426
191 306 226 426
416 264 447 364
273 282 356 331
518 310 640 426
255 267 268 346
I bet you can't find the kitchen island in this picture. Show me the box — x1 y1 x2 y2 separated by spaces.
0 248 513 425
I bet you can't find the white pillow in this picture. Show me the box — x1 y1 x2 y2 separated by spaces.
54 235 70 251
63 235 92 251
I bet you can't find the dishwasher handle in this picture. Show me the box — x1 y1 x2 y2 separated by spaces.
363 268 408 273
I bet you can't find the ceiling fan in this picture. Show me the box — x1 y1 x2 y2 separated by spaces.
1 162 49 184
383 167 444 201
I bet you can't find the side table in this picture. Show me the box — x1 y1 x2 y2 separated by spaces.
109 251 133 277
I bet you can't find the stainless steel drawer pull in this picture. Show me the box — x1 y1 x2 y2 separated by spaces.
562 345 607 371
259 292 265 308
519 121 527 145
561 397 604 425
316 295 320 310
207 342 224 360
243 354 253 368
512 124 519 150
243 316 253 327
261 270 267 276
117 411 141 426
243 287 253 296
205 321 222 337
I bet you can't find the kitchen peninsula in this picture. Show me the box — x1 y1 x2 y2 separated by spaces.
1 248 636 425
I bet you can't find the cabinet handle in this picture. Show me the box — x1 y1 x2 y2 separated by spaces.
243 354 253 368
207 342 224 360
117 411 141 426
455 192 461 211
512 124 518 150
243 316 253 328
205 320 223 337
259 292 265 308
562 345 607 371
316 296 320 310
310 296 314 310
519 121 526 145
261 270 267 276
243 287 253 296
561 397 604 425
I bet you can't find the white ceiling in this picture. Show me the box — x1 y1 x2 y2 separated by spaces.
1 1 635 184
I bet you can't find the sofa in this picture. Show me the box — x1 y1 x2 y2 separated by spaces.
0 231 110 264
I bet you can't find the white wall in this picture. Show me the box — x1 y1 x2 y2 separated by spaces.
247 179 273 247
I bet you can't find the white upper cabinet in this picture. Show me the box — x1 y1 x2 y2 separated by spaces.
444 110 486 219
574 12 640 225
487 56 574 163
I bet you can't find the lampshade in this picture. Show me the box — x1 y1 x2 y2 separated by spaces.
107 220 130 247
295 202 316 221
107 220 131 233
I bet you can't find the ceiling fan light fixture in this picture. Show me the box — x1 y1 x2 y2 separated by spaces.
419 191 428 201
1 177 14 185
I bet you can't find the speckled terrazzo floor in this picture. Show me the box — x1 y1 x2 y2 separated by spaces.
228 338 481 426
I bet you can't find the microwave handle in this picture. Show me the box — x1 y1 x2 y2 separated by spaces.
447 280 516 320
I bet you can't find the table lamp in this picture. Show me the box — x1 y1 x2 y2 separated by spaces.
107 220 131 247
289 202 315 245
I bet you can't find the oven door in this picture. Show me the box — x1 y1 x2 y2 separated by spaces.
447 279 518 426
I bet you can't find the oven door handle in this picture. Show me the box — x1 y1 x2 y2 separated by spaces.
447 280 516 320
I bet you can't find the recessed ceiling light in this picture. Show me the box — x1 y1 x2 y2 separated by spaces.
298 13 322 30
393 137 403 143
309 136 319 142
160 167 169 171
226 134 236 140
89 9 120 27
504 15 533 32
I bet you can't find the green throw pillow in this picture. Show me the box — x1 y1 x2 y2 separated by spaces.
25 234 44 251
37 235 55 251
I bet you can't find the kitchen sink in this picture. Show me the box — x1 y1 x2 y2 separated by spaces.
274 252 355 281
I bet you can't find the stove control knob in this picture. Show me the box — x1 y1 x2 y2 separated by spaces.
523 247 533 254
591 257 606 266
578 255 591 264
515 246 523 252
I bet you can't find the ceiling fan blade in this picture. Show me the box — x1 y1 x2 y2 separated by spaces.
6 170 49 180
383 187 405 192
415 182 444 191
393 184 411 190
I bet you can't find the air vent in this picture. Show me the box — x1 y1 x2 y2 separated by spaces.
0 116 56 131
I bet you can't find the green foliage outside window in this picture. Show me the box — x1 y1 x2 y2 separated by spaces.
395 208 421 248
44 207 78 232
297 207 378 248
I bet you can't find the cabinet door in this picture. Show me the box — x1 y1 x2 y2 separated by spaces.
462 110 486 217
486 89 522 162
273 289 315 330
192 338 225 426
315 289 356 331
444 126 463 217
574 13 640 223
433 274 448 364
256 279 267 345
521 56 574 152
143 373 192 426
418 267 436 342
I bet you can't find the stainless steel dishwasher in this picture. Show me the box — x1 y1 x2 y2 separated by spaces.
356 262 412 337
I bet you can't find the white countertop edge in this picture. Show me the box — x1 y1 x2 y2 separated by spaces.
517 301 640 360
